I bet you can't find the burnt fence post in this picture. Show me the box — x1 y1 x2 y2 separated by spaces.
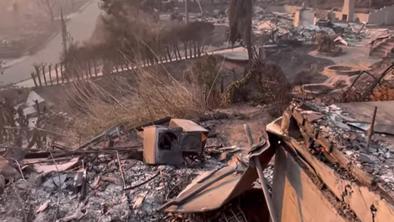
31 72 38 88
34 65 42 87
48 64 53 85
41 64 47 86
55 64 60 85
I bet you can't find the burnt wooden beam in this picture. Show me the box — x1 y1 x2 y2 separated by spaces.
290 106 374 186
280 130 394 222
268 104 394 222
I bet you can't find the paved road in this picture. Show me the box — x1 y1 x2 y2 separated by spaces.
0 0 101 86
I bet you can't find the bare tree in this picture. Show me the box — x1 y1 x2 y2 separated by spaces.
35 0 56 22
228 0 253 60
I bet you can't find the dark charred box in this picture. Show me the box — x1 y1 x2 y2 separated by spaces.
143 119 208 165
143 126 183 165
169 119 208 153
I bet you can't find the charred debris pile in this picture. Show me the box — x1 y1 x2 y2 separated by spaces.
1 0 394 221
0 105 276 221
1 96 394 221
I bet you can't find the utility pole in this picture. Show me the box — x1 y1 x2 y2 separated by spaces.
228 0 253 61
60 8 68 59
185 0 189 24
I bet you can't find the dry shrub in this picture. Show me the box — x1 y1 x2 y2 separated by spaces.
68 69 204 138
223 61 290 104
188 56 222 109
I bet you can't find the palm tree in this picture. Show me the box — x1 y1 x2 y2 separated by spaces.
228 0 253 60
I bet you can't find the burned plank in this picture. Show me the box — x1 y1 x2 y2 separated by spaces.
269 101 394 222
289 104 374 186
270 119 394 222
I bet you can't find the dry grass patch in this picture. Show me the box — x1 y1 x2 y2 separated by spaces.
67 69 204 139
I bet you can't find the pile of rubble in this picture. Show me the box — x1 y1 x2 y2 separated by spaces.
1 93 394 222
300 102 394 191
0 106 277 222
0 155 222 221
251 7 372 50
266 100 394 221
